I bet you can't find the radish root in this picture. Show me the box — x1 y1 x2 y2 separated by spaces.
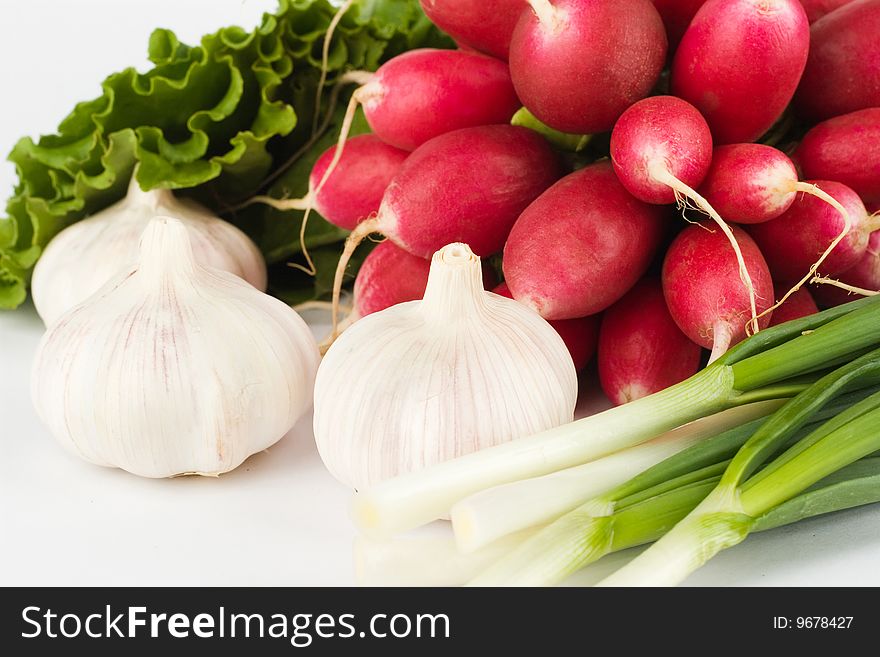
650 164 761 339
318 309 360 355
292 301 359 356
758 182 852 322
252 71 367 200
338 69 374 86
243 71 373 275
329 216 381 344
244 194 311 212
313 0 356 135
527 0 566 32
292 300 353 315
708 322 733 365
810 276 878 298
289 86 369 277
243 192 316 275
238 0 376 279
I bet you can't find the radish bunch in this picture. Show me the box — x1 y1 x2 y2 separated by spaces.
260 0 880 404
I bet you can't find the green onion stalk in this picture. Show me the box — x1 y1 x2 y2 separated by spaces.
353 297 880 536
597 351 880 587
466 387 879 586
450 401 785 553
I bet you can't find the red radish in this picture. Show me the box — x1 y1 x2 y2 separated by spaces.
351 241 432 319
251 134 408 230
272 48 520 272
768 283 819 325
610 95 762 335
793 108 880 210
651 0 706 47
699 144 801 225
696 142 855 236
799 0 859 22
493 282 599 371
329 125 561 337
663 222 774 362
311 49 521 267
611 96 713 206
336 49 521 152
748 181 876 281
698 144 858 255
697 143 856 322
812 231 880 306
508 0 666 133
671 0 809 144
369 126 560 258
795 0 880 121
351 243 498 317
419 0 525 59
598 279 702 405
306 136 406 231
339 242 499 331
503 162 665 320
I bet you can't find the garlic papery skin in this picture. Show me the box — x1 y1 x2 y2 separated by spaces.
313 242 578 491
31 174 267 326
31 216 319 478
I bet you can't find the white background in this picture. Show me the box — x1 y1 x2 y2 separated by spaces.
1 0 878 587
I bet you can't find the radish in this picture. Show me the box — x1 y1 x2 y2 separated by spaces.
250 134 408 231
598 278 702 406
697 143 855 320
419 0 525 59
768 283 819 326
799 0 859 22
812 231 880 306
793 108 880 211
699 144 806 225
611 97 713 207
651 0 706 47
308 49 520 273
662 221 774 362
349 241 499 321
503 162 665 320
610 95 762 335
333 49 521 153
350 241 432 320
507 0 666 133
329 125 561 336
671 0 809 144
795 0 880 121
748 181 877 281
493 282 598 371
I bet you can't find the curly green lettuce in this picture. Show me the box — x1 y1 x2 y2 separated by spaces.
0 0 450 309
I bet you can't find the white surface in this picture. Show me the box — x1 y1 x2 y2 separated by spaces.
2 0 879 587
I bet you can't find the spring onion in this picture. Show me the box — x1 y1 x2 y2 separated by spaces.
471 456 880 587
598 351 880 586
466 386 878 585
449 401 784 553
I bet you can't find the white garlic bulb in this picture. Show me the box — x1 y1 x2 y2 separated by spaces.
314 242 578 490
31 216 319 478
32 174 267 326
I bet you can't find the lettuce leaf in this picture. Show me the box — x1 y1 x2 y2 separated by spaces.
0 0 450 309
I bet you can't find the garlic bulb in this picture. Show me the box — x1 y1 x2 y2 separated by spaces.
314 242 578 490
32 174 267 326
31 216 319 478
